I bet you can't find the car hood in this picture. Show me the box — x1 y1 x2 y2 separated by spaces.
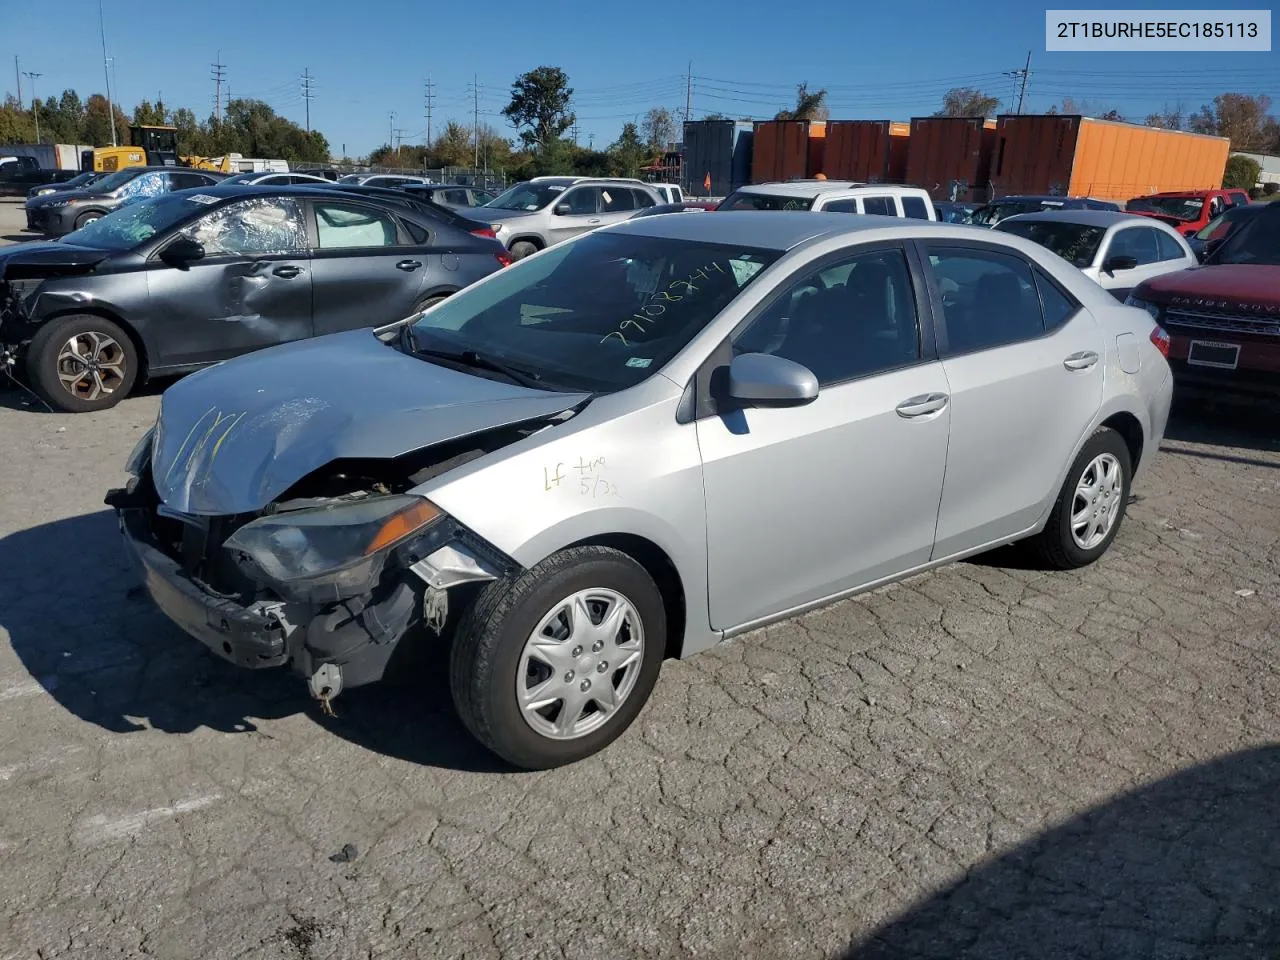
474 207 541 223
0 241 112 280
150 328 591 516
1138 264 1280 305
30 189 108 207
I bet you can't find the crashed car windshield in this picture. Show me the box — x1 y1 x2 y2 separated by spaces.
994 219 1106 268
483 183 567 211
58 193 209 250
1127 196 1202 220
407 230 780 393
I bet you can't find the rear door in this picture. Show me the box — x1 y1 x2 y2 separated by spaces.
146 196 313 366
306 197 430 336
923 241 1104 558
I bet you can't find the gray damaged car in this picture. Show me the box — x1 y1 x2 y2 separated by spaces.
107 212 1173 769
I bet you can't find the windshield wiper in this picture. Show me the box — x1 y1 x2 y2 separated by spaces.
410 345 545 389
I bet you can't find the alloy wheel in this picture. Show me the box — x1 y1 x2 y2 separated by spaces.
56 331 128 403
1070 452 1124 550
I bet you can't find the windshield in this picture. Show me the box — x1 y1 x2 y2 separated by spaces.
220 172 262 185
1127 196 1203 220
717 191 814 212
994 219 1106 268
336 174 366 183
971 200 1058 226
408 231 781 393
1194 207 1256 241
1211 208 1280 266
483 182 568 211
86 169 143 194
60 193 206 250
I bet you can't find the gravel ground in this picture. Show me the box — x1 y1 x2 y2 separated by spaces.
0 195 1278 959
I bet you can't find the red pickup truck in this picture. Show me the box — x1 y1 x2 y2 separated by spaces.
1126 202 1280 399
1126 188 1252 238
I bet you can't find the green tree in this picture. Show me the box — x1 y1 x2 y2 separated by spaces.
502 66 575 151
1223 154 1262 190
83 94 129 146
0 95 36 143
775 83 828 122
526 136 575 177
132 99 170 126
431 120 474 166
1143 103 1185 130
935 87 1000 118
609 122 647 178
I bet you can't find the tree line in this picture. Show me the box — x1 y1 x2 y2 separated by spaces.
0 90 329 164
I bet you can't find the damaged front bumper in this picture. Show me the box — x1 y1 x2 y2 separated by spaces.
105 482 516 703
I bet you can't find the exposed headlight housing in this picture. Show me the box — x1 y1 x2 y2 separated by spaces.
45 198 74 208
223 495 444 596
124 426 156 476
1124 294 1161 321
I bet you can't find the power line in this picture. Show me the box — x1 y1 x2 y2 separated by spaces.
300 67 315 134
22 70 42 142
424 76 435 145
212 53 227 125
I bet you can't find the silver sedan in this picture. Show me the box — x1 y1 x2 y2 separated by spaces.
109 212 1174 769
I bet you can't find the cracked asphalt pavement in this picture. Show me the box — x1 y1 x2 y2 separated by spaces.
1 199 1278 959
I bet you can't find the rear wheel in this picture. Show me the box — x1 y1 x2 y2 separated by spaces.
509 240 539 261
412 293 449 314
1029 427 1132 569
26 314 139 413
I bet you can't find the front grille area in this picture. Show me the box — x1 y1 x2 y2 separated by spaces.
1165 308 1280 338
25 208 46 231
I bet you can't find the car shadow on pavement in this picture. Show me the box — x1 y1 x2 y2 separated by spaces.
1164 395 1280 456
0 509 510 773
839 745 1280 959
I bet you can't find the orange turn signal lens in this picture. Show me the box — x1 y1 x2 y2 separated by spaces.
363 499 441 555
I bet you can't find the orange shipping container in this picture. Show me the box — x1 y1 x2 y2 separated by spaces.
822 120 911 182
751 120 826 182
905 117 996 201
988 114 1231 202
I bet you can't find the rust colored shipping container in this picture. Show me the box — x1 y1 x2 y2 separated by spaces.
988 114 1231 203
823 121 908 182
751 120 826 182
905 117 996 202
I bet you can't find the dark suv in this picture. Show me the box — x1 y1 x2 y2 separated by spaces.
1126 203 1280 399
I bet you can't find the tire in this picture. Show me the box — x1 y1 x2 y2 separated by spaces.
1029 426 1132 570
450 546 666 770
509 240 539 261
73 211 102 230
26 314 139 413
412 293 449 314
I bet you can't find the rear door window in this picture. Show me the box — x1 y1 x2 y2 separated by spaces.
599 187 636 213
925 246 1046 355
902 196 931 220
823 199 858 213
312 201 401 248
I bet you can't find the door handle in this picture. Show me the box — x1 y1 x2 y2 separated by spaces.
272 265 302 278
1063 350 1099 371
396 259 423 271
895 392 949 418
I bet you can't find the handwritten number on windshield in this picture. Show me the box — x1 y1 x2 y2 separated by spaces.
600 261 726 347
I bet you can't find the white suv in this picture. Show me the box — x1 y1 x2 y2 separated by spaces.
718 181 937 220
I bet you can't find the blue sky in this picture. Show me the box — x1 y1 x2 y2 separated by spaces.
6 0 1278 158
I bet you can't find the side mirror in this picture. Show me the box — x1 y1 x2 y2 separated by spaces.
554 202 572 216
160 236 206 269
1200 238 1224 262
1102 254 1138 273
726 353 819 407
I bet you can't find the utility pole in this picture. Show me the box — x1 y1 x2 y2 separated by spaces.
1015 50 1031 114
570 122 580 145
472 74 480 170
300 67 315 134
684 60 693 124
14 57 21 106
22 71 42 142
388 111 396 148
211 53 227 126
98 0 116 145
423 76 435 146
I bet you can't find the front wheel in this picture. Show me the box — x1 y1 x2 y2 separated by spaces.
73 211 102 230
1029 426 1132 569
26 314 140 413
449 546 666 770
508 240 539 261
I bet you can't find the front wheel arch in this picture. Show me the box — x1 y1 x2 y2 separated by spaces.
40 307 150 382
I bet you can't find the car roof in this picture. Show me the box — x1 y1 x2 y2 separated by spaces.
735 180 868 196
611 209 1006 250
997 209 1152 228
